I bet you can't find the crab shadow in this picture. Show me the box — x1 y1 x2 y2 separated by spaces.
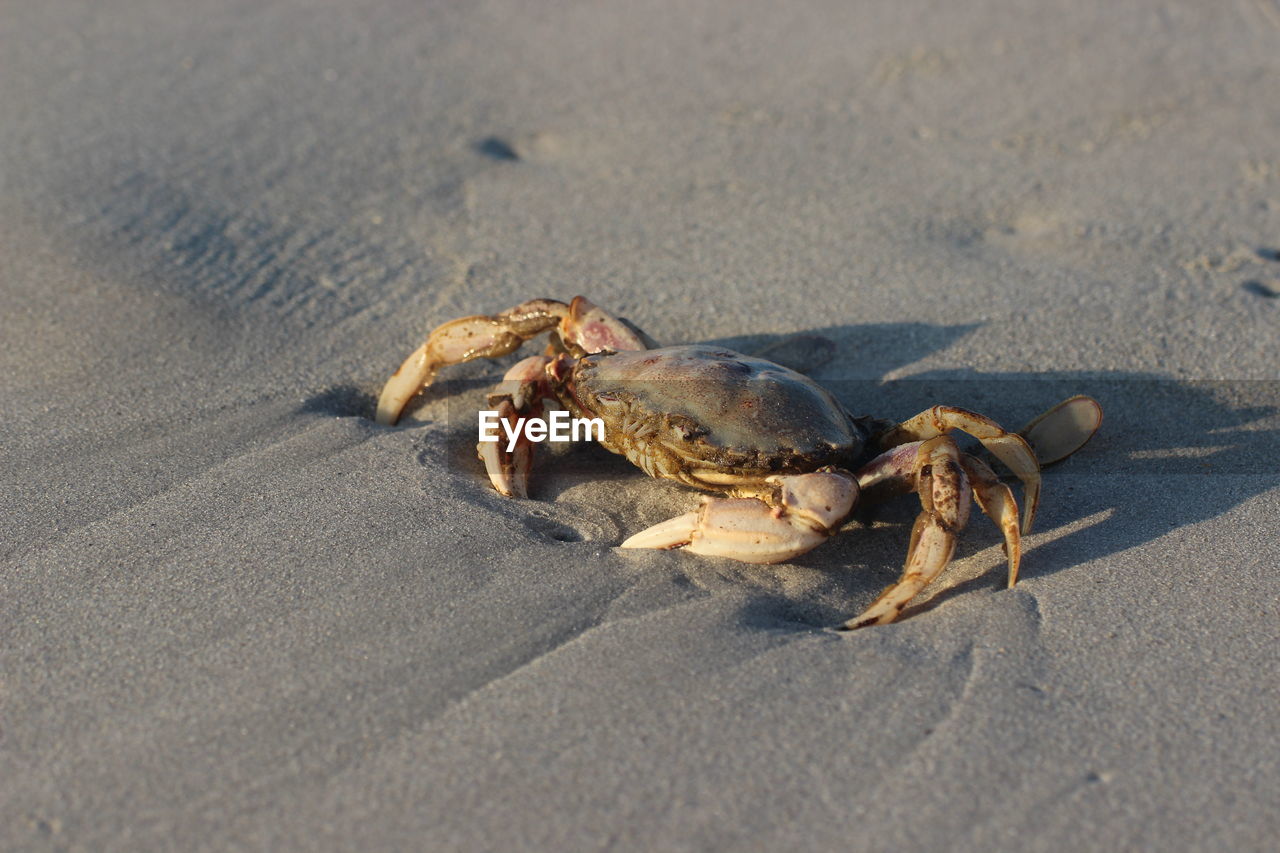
310 322 1279 632
298 385 378 419
712 325 1280 629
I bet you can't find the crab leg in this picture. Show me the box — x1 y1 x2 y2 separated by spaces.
841 436 970 629
620 470 858 564
854 442 1022 588
960 454 1022 588
874 405 1040 534
477 356 553 498
377 299 569 426
376 296 648 426
853 441 921 492
1019 395 1103 466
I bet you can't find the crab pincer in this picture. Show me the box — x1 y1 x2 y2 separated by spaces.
621 471 858 562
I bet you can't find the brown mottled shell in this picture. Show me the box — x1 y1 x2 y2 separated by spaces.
570 345 865 471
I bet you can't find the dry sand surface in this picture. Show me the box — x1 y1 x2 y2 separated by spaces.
3 1 1279 850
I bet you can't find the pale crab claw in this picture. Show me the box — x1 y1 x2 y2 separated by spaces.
621 471 858 564
619 511 701 551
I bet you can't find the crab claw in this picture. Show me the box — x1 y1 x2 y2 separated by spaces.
622 497 831 563
618 511 701 551
621 471 858 564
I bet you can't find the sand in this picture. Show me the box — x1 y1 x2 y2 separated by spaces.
3 1 1278 850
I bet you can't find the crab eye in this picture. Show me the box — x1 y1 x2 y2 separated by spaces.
667 416 705 441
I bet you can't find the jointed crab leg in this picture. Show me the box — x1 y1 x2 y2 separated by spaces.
875 406 1040 534
376 296 647 426
620 470 858 564
855 441 1023 588
477 355 553 498
841 436 971 629
1019 395 1103 466
960 454 1022 588
377 299 568 426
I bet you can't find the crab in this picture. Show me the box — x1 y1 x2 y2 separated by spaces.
376 296 1102 629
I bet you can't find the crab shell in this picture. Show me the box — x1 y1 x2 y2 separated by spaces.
561 345 873 490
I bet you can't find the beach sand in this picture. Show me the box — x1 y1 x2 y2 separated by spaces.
3 1 1278 849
